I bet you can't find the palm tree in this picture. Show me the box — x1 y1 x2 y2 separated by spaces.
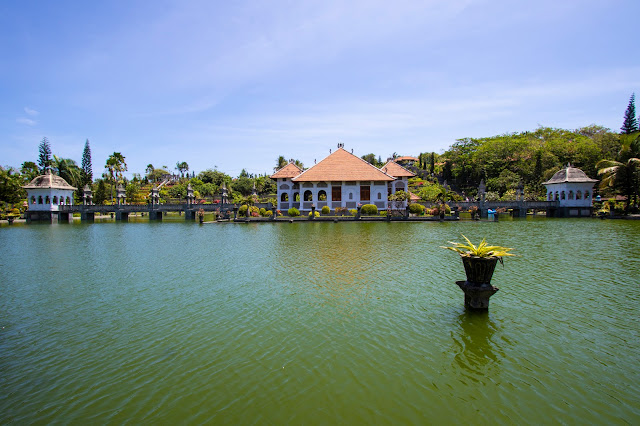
105 152 127 202
597 158 640 212
176 161 189 178
275 156 287 171
52 156 82 189
597 133 640 212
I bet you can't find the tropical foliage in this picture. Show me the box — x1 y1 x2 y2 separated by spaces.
441 234 515 261
441 126 618 198
105 152 127 202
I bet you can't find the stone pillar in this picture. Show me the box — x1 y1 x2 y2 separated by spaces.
151 187 159 206
478 179 487 218
516 181 525 217
58 212 71 223
221 182 229 206
116 184 126 205
83 185 93 205
186 184 195 206
149 211 162 221
81 210 95 222
456 281 499 309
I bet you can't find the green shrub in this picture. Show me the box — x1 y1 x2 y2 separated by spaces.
265 210 273 217
334 207 348 216
444 204 451 215
349 209 357 216
308 211 320 218
380 210 387 216
259 207 267 216
361 204 378 215
409 203 425 215
239 205 260 217
288 207 300 217
321 206 330 214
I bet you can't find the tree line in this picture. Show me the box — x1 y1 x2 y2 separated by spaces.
2 93 638 212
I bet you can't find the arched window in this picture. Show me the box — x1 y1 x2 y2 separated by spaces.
60 197 64 205
585 191 590 199
576 190 582 200
293 192 300 202
303 190 313 201
349 193 353 200
53 196 58 204
395 182 404 191
377 192 382 200
568 191 574 200
66 197 71 204
281 193 289 202
31 196 36 204
561 191 566 200
38 196 43 204
45 196 50 204
555 192 559 201
318 190 327 201
548 192 553 201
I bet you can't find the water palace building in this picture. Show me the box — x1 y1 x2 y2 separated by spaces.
271 146 415 212
22 169 77 222
542 164 598 217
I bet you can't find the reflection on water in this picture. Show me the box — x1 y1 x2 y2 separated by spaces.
452 310 505 379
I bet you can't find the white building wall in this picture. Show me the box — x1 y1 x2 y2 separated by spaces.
280 180 393 211
27 188 75 212
544 182 595 207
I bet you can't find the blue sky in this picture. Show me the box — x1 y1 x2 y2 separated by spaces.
2 0 639 178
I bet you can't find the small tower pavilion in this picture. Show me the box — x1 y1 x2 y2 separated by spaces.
542 164 597 217
22 169 77 222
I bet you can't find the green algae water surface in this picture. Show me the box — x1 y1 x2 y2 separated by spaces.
1 218 639 424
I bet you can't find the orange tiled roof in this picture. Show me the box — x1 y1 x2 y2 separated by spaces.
409 191 420 201
292 148 395 182
380 161 415 178
270 162 303 179
395 156 418 162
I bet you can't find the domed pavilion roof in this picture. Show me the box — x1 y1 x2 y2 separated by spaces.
542 164 597 185
22 169 77 190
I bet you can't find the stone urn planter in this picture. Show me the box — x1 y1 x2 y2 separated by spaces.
461 256 499 285
441 234 515 310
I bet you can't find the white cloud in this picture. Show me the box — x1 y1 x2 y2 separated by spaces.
16 117 37 126
24 107 39 116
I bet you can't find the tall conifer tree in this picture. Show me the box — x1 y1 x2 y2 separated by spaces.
621 93 638 134
38 137 52 172
81 139 93 186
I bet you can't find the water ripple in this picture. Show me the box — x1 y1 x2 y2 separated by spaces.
1 220 639 423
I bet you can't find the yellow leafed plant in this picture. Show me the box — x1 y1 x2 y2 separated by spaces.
441 234 515 263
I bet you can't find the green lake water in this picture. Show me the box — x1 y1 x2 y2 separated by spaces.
1 218 639 424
